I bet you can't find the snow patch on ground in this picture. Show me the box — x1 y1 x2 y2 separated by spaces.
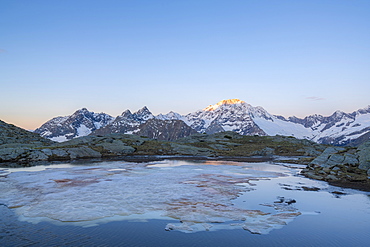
50 136 69 142
76 125 92 137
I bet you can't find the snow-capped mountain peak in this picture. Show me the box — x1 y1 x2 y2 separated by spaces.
156 111 183 120
204 99 246 111
133 106 154 122
34 108 114 142
183 99 267 135
73 107 89 114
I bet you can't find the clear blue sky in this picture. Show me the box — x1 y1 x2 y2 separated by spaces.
1 0 369 129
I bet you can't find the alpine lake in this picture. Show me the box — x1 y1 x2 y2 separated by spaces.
1 158 369 247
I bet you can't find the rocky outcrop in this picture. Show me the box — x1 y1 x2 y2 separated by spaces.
0 120 54 146
0 129 326 166
0 134 142 164
301 141 370 190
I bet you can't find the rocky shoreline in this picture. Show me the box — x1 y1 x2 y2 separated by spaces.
301 141 370 191
0 132 318 164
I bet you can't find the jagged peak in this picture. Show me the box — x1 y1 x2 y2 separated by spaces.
74 108 89 113
135 106 152 115
356 105 370 115
333 110 345 114
120 109 133 117
166 111 181 117
133 106 154 123
204 99 246 111
331 110 346 118
71 108 92 117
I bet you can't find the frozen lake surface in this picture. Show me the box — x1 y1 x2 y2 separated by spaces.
1 160 370 246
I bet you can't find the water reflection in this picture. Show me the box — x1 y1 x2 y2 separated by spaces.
0 160 369 237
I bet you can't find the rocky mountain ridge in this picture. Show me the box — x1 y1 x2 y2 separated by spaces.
34 99 370 146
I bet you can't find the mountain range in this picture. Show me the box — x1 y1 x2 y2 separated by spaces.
34 99 370 146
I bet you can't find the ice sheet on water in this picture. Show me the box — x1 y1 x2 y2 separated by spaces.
0 160 301 234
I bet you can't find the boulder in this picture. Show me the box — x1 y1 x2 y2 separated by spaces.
170 143 215 156
358 141 370 171
0 147 29 162
309 147 345 167
96 141 135 155
26 150 49 161
66 147 102 159
343 154 359 166
41 148 70 160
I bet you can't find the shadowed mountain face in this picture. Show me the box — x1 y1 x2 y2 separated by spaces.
92 107 154 136
33 100 370 146
135 119 198 141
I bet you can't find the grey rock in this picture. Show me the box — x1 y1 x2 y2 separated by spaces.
326 174 340 181
343 153 359 166
96 141 135 155
303 171 324 180
0 147 29 161
299 146 322 157
41 148 53 156
358 141 370 171
66 147 102 159
170 143 215 156
209 144 230 151
309 147 345 167
324 154 345 168
27 150 49 161
41 149 69 159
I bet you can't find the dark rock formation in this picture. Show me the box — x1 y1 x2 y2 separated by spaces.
135 119 197 141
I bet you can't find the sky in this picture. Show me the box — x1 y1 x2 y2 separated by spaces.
1 0 370 130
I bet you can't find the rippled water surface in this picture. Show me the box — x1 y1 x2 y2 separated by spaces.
1 160 369 246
